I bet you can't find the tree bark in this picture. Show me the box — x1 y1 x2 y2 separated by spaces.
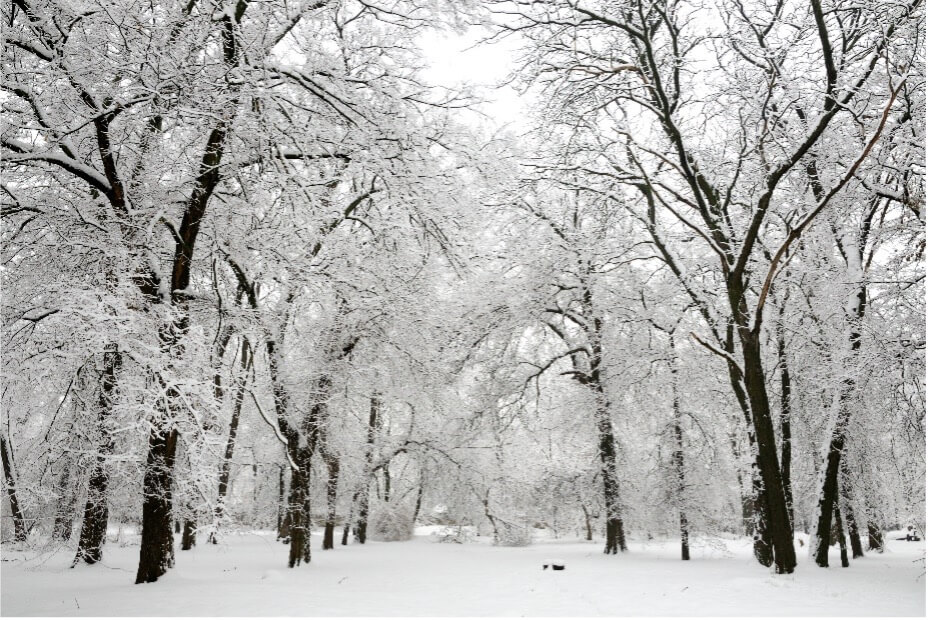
74 344 121 564
669 333 689 561
737 328 796 573
356 394 380 545
867 521 884 552
210 337 250 544
0 434 28 542
53 464 75 542
776 319 794 532
834 503 850 568
135 425 179 583
322 454 340 550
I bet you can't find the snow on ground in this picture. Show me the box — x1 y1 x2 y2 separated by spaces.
1 528 924 616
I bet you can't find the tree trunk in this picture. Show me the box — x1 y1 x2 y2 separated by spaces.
777 321 794 532
738 329 796 574
135 425 179 583
834 504 850 568
669 333 689 561
580 503 593 541
181 515 196 551
867 521 884 552
356 394 380 545
812 384 853 568
840 459 864 558
0 434 28 542
53 458 76 542
412 479 423 526
210 337 250 544
75 345 121 564
322 455 339 550
52 458 77 542
276 466 287 540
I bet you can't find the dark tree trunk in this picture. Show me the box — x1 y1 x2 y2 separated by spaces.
174 520 181 534
867 521 884 552
356 394 380 545
181 516 196 551
75 344 121 564
382 465 391 503
135 426 179 583
777 321 794 532
285 450 312 567
813 272 867 568
412 479 423 525
723 325 772 563
53 459 76 542
276 466 287 540
210 338 250 544
595 401 626 554
1 434 28 542
669 333 689 561
840 460 864 558
812 386 853 568
737 329 796 574
322 455 339 550
834 504 850 568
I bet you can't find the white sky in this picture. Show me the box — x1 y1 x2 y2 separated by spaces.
418 27 532 132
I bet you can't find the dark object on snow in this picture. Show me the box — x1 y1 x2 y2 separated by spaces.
542 562 565 570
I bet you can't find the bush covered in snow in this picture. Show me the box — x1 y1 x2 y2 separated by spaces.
369 504 414 542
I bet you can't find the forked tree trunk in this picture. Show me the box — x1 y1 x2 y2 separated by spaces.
834 504 850 568
840 460 864 558
74 344 121 565
0 434 28 542
738 329 796 574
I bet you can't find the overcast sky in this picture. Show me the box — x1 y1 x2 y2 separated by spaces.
418 27 531 132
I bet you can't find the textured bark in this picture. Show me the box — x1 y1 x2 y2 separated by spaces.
135 426 179 583
276 466 287 540
776 320 794 532
53 464 76 542
0 434 28 542
669 334 689 561
74 345 121 565
738 329 795 573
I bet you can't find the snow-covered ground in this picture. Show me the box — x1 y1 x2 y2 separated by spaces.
2 527 924 616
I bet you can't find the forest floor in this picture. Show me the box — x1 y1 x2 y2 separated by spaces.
1 527 924 616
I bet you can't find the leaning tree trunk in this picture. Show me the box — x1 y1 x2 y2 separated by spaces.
74 344 121 564
776 317 794 532
867 521 884 552
0 434 28 542
737 328 796 574
210 337 250 544
840 459 864 558
833 503 850 568
723 323 772 566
